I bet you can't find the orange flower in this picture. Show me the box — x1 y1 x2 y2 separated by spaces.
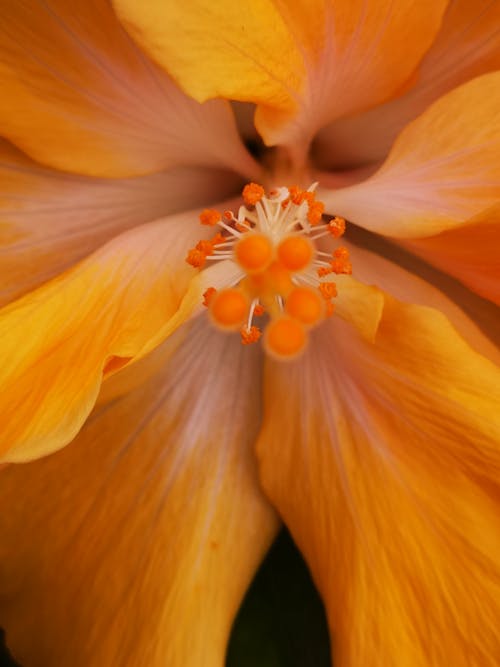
0 1 499 665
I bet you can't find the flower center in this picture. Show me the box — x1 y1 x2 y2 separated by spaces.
186 183 351 359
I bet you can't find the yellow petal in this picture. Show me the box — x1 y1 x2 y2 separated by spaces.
322 72 500 237
257 296 500 666
0 0 257 177
402 204 500 305
0 320 278 666
333 275 384 343
0 139 243 306
113 0 447 158
0 209 214 463
316 0 500 169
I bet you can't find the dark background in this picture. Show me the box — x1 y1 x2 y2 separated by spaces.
227 528 331 666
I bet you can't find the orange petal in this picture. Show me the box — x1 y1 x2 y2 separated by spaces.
0 0 257 178
113 0 447 160
322 72 500 237
344 239 500 364
257 296 500 666
0 139 243 306
0 209 216 463
316 0 500 169
402 204 500 305
0 320 278 666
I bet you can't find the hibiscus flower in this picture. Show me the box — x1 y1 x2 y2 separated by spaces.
0 0 499 665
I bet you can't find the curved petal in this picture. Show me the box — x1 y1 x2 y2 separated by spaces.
0 320 278 667
0 208 218 463
321 72 500 237
0 0 258 178
333 276 384 343
401 204 500 305
0 140 244 306
315 0 500 169
257 295 500 666
113 0 447 161
345 240 500 364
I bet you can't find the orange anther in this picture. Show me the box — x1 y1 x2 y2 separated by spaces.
211 232 225 245
253 304 265 316
288 185 315 206
288 185 304 205
209 288 249 330
196 239 215 255
333 246 350 259
223 210 234 220
307 201 324 226
241 325 262 345
331 260 352 274
331 247 352 274
319 282 337 299
277 236 314 272
235 233 273 273
264 316 307 359
328 216 346 238
317 266 333 277
242 182 265 206
199 209 221 226
285 286 324 326
203 287 217 306
186 248 207 268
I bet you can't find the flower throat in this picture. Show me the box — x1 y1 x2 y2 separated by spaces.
186 183 351 360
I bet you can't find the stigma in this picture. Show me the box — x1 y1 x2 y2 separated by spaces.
186 183 351 360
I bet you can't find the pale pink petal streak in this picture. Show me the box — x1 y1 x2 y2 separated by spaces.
0 140 243 304
320 73 500 238
0 0 258 177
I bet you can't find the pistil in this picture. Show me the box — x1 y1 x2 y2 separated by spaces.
186 183 351 359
